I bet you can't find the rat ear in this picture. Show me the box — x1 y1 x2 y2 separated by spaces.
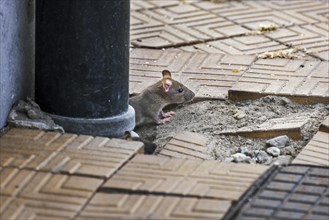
162 70 172 79
162 79 172 93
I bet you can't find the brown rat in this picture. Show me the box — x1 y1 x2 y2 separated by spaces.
129 70 195 127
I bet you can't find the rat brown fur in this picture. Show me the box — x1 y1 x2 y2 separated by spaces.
129 70 195 127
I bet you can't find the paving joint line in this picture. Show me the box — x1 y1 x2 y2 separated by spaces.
97 187 223 199
72 180 106 219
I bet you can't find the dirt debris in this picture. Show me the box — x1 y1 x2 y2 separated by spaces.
135 96 329 165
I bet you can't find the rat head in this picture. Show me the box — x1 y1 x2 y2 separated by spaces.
160 70 195 103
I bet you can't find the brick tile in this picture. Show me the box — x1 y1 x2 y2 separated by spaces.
220 115 310 140
78 192 230 220
0 168 102 205
229 59 329 104
0 197 78 220
257 0 326 13
0 129 77 169
0 168 35 196
0 128 143 178
42 136 143 178
102 155 267 200
283 1 329 24
293 131 329 166
159 131 209 159
0 128 73 151
0 167 103 219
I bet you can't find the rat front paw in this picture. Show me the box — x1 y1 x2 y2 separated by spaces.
156 117 171 125
161 111 176 118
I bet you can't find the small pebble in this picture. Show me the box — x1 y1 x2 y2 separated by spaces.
280 97 291 105
273 155 292 166
267 147 280 157
239 146 251 156
257 150 272 164
224 157 234 162
280 146 297 157
232 153 250 163
233 110 246 120
266 135 290 148
27 109 41 119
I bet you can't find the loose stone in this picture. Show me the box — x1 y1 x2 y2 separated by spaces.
232 153 250 163
267 147 280 157
257 150 272 164
273 155 292 166
266 135 290 148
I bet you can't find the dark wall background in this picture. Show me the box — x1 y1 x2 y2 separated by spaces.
0 0 35 129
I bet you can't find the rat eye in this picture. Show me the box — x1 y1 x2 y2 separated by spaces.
178 88 184 93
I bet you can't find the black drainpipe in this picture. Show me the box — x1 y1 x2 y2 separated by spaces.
35 0 134 137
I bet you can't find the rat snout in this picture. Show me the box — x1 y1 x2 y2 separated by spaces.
184 90 195 102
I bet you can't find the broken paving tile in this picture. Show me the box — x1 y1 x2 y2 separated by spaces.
78 192 230 220
158 131 209 160
219 115 311 140
228 59 329 104
102 155 268 201
293 131 329 166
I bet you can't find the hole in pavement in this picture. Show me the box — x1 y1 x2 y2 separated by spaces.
135 96 329 165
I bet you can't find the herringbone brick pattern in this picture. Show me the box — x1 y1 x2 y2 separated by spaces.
78 193 231 220
0 128 143 178
130 4 250 48
129 0 328 103
0 167 102 219
181 35 288 55
228 59 329 104
266 23 329 60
